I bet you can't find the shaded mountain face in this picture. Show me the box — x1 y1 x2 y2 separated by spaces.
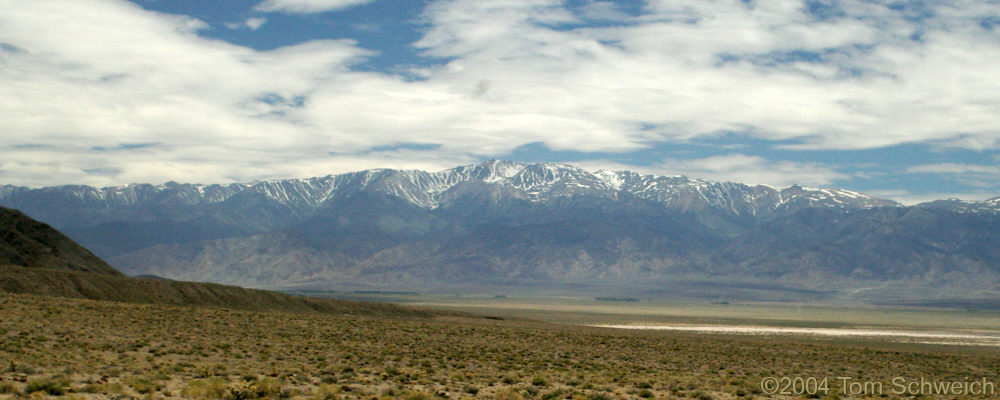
2 161 999 302
0 205 434 317
0 206 121 275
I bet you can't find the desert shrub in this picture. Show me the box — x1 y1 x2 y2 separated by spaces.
223 376 285 399
691 390 714 400
314 383 340 400
255 377 283 398
128 376 164 394
494 388 524 400
586 394 611 400
182 377 228 399
638 389 653 398
9 363 35 375
463 385 479 395
0 382 16 394
541 388 565 400
25 376 70 395
532 376 547 386
79 382 124 394
228 380 256 400
402 391 432 400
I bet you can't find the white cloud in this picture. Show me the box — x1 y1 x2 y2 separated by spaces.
906 163 1000 189
224 17 266 30
255 0 373 14
573 154 847 188
660 154 849 187
1 0 999 190
907 163 999 175
0 0 374 186
247 17 267 30
866 189 999 206
411 0 1000 151
0 141 474 188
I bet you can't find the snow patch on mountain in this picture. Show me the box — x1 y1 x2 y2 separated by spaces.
0 161 904 218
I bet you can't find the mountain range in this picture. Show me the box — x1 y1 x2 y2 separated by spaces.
2 160 999 303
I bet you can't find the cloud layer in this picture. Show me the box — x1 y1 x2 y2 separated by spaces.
1 0 999 198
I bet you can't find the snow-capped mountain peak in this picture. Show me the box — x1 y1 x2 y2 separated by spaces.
0 161 904 220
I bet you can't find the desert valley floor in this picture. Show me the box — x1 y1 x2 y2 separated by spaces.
3 293 1000 399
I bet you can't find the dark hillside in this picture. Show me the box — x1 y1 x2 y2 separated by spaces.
0 206 121 275
0 206 433 317
0 265 431 316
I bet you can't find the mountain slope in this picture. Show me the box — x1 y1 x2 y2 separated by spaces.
0 265 432 316
2 161 998 302
0 206 121 275
0 205 432 316
0 160 898 230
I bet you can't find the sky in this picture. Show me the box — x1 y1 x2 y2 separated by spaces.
1 0 999 204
